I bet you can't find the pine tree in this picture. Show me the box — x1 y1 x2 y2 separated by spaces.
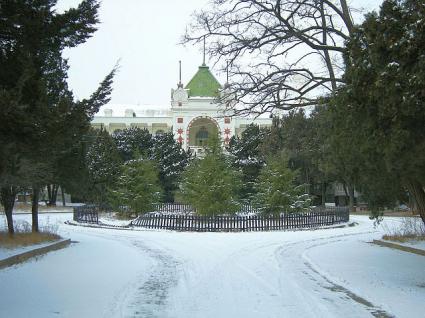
180 136 241 216
85 129 122 204
110 159 162 215
111 129 191 202
152 132 191 202
260 117 284 157
328 0 425 222
253 153 311 216
0 0 114 233
228 124 265 200
112 127 153 161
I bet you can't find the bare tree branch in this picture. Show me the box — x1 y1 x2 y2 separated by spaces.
183 0 355 115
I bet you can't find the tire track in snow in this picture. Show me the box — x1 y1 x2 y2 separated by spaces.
62 227 182 318
188 229 390 317
67 219 395 317
274 233 394 317
301 240 394 318
124 240 181 318
159 228 388 318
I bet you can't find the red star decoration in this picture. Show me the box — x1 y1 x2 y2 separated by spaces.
177 136 183 143
224 128 231 135
224 136 230 143
177 128 183 134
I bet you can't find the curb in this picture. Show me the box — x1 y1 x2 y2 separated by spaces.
65 220 131 230
0 239 71 270
372 240 425 257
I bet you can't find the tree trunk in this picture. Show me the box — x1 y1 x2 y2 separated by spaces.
61 186 66 207
32 187 40 232
321 182 327 207
342 183 349 204
409 192 417 213
47 184 58 206
47 184 51 204
53 185 58 206
1 186 17 234
405 179 425 225
348 184 355 212
304 168 310 194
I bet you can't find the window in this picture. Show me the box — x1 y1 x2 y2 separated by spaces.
195 126 209 146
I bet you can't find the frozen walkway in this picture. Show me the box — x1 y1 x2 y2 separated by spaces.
0 214 424 317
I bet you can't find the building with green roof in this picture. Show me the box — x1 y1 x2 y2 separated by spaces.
93 61 272 157
185 64 222 98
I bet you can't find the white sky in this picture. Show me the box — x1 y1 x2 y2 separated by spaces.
56 0 383 107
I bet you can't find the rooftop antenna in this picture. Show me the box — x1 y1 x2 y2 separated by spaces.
177 60 183 88
202 36 206 66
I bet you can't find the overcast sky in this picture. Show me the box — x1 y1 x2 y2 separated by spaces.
56 0 383 107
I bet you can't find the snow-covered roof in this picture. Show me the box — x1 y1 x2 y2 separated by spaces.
96 104 172 118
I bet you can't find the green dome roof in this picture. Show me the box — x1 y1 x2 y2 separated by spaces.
185 65 222 97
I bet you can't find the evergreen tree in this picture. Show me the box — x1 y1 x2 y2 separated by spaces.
228 124 265 200
152 132 191 202
110 159 162 215
312 105 362 209
260 117 284 157
44 66 116 206
248 112 336 206
280 111 313 181
85 129 122 204
111 129 191 202
112 127 153 161
253 153 311 216
180 136 241 216
328 0 425 222
0 0 113 233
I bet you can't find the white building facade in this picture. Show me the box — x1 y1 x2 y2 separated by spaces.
92 63 272 155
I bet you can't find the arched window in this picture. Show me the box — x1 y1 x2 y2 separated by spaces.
195 126 209 146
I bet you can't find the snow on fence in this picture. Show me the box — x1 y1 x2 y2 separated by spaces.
73 204 349 232
130 208 349 232
151 203 259 215
152 203 195 214
73 205 99 224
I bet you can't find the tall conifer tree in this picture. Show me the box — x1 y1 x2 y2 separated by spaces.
328 0 425 222
0 1 114 233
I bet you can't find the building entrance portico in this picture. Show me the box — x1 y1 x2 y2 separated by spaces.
187 116 220 154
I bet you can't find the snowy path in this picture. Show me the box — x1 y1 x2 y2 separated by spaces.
139 223 392 318
1 214 424 317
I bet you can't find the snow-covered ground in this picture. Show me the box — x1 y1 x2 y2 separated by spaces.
0 240 56 260
0 213 424 318
397 240 425 250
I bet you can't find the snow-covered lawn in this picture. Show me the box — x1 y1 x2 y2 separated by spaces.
0 213 424 318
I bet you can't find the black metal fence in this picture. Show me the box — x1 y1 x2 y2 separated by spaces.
151 203 260 215
73 204 349 232
131 208 349 232
152 203 195 214
73 205 99 224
